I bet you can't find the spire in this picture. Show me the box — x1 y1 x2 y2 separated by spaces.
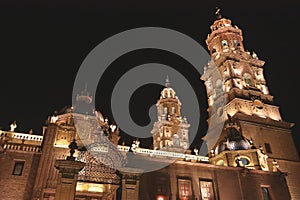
165 75 171 88
84 82 88 93
81 83 89 96
215 7 222 19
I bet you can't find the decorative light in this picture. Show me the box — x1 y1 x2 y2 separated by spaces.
157 196 165 200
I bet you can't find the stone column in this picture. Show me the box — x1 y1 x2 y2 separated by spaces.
32 123 58 199
54 158 85 200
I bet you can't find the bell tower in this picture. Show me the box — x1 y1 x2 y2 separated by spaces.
202 8 276 121
151 77 190 153
201 8 300 199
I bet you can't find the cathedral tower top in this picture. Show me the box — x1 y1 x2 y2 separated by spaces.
151 77 190 152
201 8 281 121
206 7 245 57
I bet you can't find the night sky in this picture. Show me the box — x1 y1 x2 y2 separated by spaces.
1 0 299 155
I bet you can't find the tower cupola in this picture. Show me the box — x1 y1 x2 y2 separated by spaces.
151 77 190 152
206 8 244 58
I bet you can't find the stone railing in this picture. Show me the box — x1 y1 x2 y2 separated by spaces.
3 143 41 152
117 145 209 163
0 130 43 142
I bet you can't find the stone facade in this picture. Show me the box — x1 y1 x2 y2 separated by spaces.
139 161 291 200
0 149 40 200
0 9 299 200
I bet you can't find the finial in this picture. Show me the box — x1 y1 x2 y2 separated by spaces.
193 147 199 155
215 7 222 19
67 139 78 160
252 51 258 59
165 75 171 88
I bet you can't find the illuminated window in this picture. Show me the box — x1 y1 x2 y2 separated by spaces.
12 161 25 176
211 47 216 54
178 178 192 200
173 134 180 146
261 187 272 200
200 179 215 200
233 40 240 47
172 107 175 114
221 40 228 47
243 73 254 87
163 107 168 114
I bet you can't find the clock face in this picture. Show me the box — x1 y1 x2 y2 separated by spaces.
253 99 263 109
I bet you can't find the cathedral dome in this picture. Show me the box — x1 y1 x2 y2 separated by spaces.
215 127 251 155
72 86 94 115
58 105 73 114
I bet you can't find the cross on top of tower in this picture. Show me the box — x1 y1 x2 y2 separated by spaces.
215 7 222 19
165 75 171 88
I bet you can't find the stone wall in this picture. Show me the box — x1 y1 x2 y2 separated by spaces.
0 151 40 200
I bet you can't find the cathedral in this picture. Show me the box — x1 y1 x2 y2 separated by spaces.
1 10 300 200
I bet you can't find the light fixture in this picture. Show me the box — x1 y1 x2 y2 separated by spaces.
157 195 165 200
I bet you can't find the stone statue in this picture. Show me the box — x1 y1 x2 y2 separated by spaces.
131 138 140 152
194 147 199 155
258 149 269 171
10 121 17 132
50 111 58 123
110 124 117 132
272 159 280 172
50 115 58 123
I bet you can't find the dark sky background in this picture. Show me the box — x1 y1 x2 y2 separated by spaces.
0 0 299 155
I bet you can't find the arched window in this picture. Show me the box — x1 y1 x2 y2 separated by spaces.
221 40 228 47
163 107 168 114
243 73 254 87
171 107 175 114
234 39 240 47
212 47 217 54
173 134 180 146
160 141 164 149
